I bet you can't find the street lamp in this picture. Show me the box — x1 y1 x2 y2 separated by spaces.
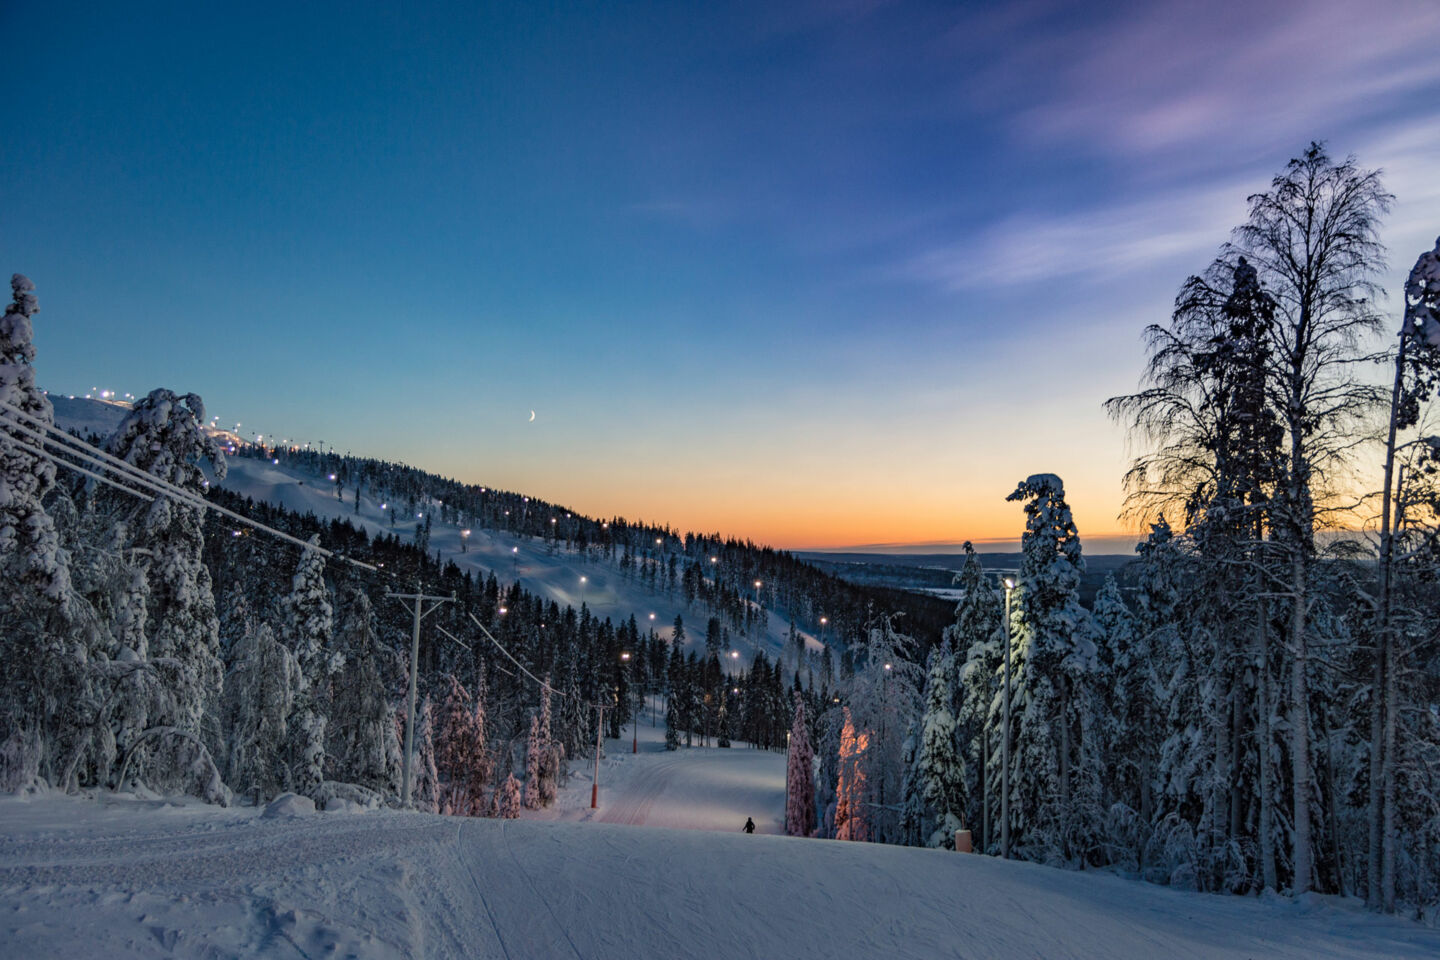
580 575 587 606
461 529 471 553
1001 575 1015 860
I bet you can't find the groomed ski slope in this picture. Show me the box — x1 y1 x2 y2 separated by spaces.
2 723 1436 960
49 396 815 661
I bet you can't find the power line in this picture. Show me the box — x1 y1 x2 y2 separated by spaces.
2 399 376 572
3 431 157 503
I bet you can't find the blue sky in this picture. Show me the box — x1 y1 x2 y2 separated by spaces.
5 0 1440 549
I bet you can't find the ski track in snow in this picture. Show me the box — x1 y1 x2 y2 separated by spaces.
3 751 1440 959
597 753 685 827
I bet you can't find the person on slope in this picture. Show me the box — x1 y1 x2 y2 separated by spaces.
743 817 755 834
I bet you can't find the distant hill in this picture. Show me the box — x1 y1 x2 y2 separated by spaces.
51 395 950 656
800 551 1137 608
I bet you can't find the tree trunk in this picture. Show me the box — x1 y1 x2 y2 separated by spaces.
1368 640 1385 906
1290 548 1311 895
1258 597 1277 893
1230 668 1243 843
1323 720 1347 897
1372 326 1408 911
1382 611 1399 912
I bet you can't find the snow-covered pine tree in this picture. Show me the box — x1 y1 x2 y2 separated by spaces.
914 638 967 848
436 675 488 816
664 643 682 750
0 273 70 604
496 770 522 819
1005 474 1103 864
1090 572 1137 866
280 537 334 800
410 695 439 813
226 622 301 805
104 389 227 795
537 679 561 803
327 588 401 798
0 274 75 791
1090 575 1128 784
841 614 921 844
786 695 816 837
524 711 545 809
834 707 869 842
952 543 1002 851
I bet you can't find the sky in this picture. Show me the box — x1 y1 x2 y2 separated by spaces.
4 0 1440 552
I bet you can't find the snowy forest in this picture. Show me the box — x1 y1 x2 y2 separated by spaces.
3 142 1439 921
780 144 1440 920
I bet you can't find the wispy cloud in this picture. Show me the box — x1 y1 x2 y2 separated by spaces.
999 0 1440 162
902 178 1252 289
899 0 1440 294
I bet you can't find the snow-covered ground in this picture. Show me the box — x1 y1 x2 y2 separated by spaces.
48 396 810 659
3 726 1436 960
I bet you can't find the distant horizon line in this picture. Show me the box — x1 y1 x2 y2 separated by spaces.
794 534 1145 556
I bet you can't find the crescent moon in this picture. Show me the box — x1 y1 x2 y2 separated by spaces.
529 410 536 422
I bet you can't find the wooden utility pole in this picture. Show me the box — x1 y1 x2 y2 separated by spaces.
388 582 454 808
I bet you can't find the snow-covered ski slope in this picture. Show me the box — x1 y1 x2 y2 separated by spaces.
4 716 1433 959
49 396 809 658
2 763 1434 960
533 705 787 835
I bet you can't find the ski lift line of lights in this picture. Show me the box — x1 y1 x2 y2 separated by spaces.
0 399 376 573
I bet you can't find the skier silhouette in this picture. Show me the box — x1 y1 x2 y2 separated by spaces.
743 817 755 834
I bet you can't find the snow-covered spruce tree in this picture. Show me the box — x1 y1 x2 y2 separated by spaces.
841 614 921 844
1090 572 1138 867
105 389 228 794
0 273 70 603
815 700 843 838
524 712 546 809
0 274 75 791
279 537 334 800
496 770 522 819
899 728 924 848
664 643 682 750
913 638 967 848
951 542 1002 851
1004 474 1102 864
409 695 439 813
834 707 869 843
1107 250 1287 891
436 675 488 816
537 679 561 804
226 622 301 805
786 695 816 837
327 588 401 799
1100 253 1284 886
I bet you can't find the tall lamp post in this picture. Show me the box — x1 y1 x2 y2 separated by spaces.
622 651 637 753
753 580 763 641
1001 576 1015 860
